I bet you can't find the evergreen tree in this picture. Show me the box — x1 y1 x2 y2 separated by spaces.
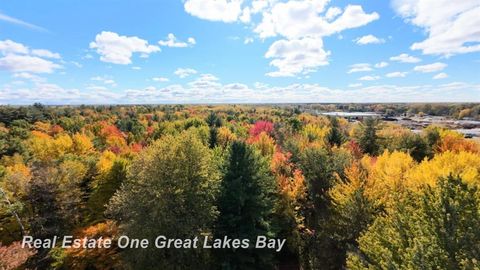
398 133 428 162
327 117 344 147
27 169 64 239
423 126 441 157
297 147 352 270
359 118 379 156
215 141 278 270
206 111 222 149
206 111 223 128
25 173 63 269
209 126 218 148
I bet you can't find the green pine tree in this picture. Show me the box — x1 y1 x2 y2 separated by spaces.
297 147 351 270
327 117 345 147
214 141 278 270
359 118 379 156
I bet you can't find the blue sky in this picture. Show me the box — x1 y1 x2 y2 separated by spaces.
0 0 479 104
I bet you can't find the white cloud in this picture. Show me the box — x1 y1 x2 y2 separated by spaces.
0 40 61 59
3 78 480 104
244 37 254 44
86 85 108 91
386 71 408 78
348 63 372 73
325 7 342 21
158 33 196 48
31 49 61 59
254 82 269 89
91 76 105 81
265 37 330 77
251 0 269 14
174 68 198 78
390 53 421 63
71 61 82 68
188 37 196 45
433 72 448 79
254 3 378 39
0 80 124 105
198 73 219 81
240 7 251 23
393 0 480 56
184 0 243 23
0 12 47 32
348 83 362 87
355 34 385 45
327 5 380 35
152 77 170 82
0 40 29 55
359 75 380 81
414 62 447 73
254 2 378 76
89 31 160 65
374 61 389 68
253 12 276 39
119 82 480 104
183 0 378 77
91 76 116 86
13 72 37 80
13 72 45 82
0 54 61 73
188 74 221 89
0 40 62 74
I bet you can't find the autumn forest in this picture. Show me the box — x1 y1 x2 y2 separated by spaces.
1 103 480 270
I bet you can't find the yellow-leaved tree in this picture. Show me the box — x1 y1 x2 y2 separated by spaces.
298 123 329 150
435 129 480 154
28 132 74 161
363 151 416 207
408 151 480 189
249 131 276 157
72 133 94 155
216 126 237 148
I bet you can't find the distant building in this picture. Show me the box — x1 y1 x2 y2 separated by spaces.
321 111 381 121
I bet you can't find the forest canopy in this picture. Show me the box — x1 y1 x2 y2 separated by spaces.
0 104 479 270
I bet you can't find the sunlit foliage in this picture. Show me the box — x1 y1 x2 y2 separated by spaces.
0 104 479 269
